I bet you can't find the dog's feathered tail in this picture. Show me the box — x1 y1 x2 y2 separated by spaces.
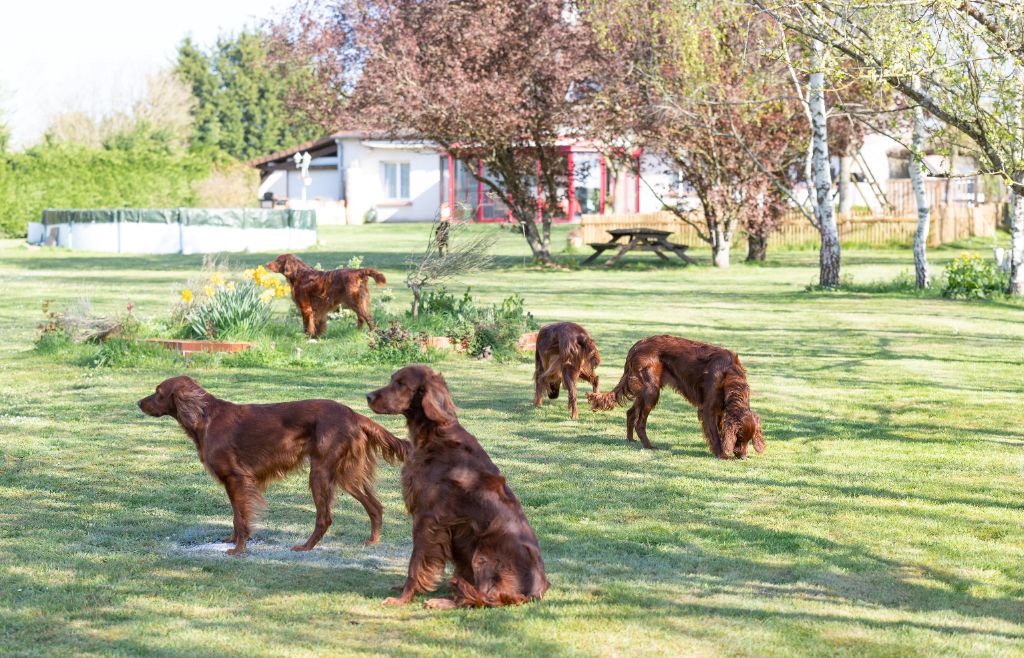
359 416 410 465
357 268 387 285
587 370 635 411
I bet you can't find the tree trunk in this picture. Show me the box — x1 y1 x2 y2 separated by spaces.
908 82 931 289
809 40 840 287
713 235 731 268
804 136 818 217
410 285 422 317
517 211 554 264
838 155 852 216
746 235 767 262
1010 180 1024 295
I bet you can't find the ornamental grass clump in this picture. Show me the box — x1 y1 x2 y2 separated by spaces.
177 265 289 340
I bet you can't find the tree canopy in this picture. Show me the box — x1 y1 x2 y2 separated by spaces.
175 30 322 160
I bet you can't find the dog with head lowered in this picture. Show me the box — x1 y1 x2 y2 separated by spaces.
589 335 764 457
367 365 549 608
138 376 408 555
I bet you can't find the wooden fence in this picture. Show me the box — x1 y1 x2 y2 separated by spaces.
580 204 998 250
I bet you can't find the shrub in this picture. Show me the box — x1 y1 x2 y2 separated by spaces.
0 141 211 238
364 321 427 364
409 286 537 358
89 338 176 368
942 253 1007 299
467 293 537 358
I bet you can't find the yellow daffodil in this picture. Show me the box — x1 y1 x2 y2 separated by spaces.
181 288 194 303
275 283 289 298
210 272 226 286
204 285 215 298
259 288 275 304
226 281 236 291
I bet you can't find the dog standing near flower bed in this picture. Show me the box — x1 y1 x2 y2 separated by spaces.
266 254 386 337
137 376 409 555
533 322 601 419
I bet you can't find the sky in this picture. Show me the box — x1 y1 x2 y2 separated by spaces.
0 0 284 148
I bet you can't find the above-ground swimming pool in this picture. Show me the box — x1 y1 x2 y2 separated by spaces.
26 208 318 254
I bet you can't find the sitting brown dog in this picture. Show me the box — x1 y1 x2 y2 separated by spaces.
367 365 549 608
266 253 386 337
138 376 408 555
533 321 600 419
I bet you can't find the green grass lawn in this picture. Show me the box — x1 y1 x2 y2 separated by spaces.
1 224 1022 657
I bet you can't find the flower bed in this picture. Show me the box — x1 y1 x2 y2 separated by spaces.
144 339 253 356
33 262 540 369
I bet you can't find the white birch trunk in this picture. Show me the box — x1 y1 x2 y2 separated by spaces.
804 135 818 218
809 40 840 286
1010 181 1024 295
908 88 931 289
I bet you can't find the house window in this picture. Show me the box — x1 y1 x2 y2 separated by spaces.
382 162 411 200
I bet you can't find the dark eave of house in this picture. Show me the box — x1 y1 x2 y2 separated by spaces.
248 130 429 169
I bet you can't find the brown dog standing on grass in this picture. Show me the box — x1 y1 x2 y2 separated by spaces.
137 376 408 555
266 253 386 337
588 335 765 458
533 322 601 419
367 365 549 608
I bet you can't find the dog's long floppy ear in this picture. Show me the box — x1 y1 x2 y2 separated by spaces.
421 372 457 426
173 378 208 430
748 412 765 454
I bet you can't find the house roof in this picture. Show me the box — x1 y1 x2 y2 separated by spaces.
248 129 433 168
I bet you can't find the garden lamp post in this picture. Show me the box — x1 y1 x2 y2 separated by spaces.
293 151 312 203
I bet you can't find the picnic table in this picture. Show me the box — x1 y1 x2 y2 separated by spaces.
582 228 698 266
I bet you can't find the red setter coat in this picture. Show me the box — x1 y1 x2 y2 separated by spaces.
589 335 764 458
266 253 386 337
533 322 600 419
138 376 408 555
367 365 549 608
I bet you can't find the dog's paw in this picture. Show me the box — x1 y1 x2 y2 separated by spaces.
291 544 312 552
424 598 458 610
226 547 245 556
363 538 380 546
382 596 407 606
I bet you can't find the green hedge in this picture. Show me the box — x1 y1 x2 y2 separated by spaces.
0 143 213 238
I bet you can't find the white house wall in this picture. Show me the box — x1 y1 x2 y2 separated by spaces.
638 154 678 213
343 141 440 223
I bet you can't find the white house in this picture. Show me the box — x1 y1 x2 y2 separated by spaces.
251 133 681 225
251 131 442 225
254 131 969 226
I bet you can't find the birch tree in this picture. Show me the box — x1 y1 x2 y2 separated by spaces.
908 76 932 288
753 1 1024 295
808 38 841 286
